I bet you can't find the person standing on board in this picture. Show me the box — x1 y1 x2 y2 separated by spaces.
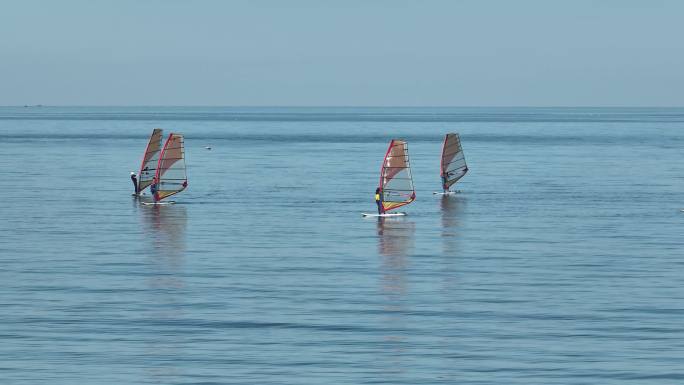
130 172 139 195
150 181 159 201
441 173 449 193
375 187 384 214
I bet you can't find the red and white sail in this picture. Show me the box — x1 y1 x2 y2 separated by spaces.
138 128 163 193
153 133 188 202
379 139 415 212
440 133 468 190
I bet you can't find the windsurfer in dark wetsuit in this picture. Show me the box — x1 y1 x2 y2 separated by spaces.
150 181 159 201
130 172 139 195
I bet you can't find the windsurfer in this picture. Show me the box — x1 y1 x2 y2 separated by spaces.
131 172 139 195
150 181 158 201
375 187 384 214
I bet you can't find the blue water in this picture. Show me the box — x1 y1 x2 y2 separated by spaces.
1 107 684 384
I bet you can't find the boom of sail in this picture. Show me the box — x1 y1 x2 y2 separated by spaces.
138 128 163 193
440 133 468 190
379 139 416 212
153 133 188 202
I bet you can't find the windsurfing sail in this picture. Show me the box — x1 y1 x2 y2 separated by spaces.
440 133 468 190
137 128 163 193
379 139 416 212
152 133 188 201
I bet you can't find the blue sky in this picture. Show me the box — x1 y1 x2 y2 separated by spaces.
1 0 682 106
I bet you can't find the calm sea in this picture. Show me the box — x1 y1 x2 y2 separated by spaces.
1 107 683 384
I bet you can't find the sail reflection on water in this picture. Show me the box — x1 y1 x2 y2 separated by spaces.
376 217 415 297
138 205 188 381
440 195 466 293
377 217 415 258
375 217 415 377
141 205 188 272
440 195 465 254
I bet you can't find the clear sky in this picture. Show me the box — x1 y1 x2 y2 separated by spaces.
1 0 682 106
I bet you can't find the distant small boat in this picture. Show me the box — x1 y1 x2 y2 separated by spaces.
363 139 416 217
435 133 468 195
204 146 212 150
143 133 188 205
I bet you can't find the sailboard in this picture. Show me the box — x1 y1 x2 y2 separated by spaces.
363 139 416 217
362 212 407 217
148 133 187 204
137 128 164 194
435 132 468 194
142 201 176 206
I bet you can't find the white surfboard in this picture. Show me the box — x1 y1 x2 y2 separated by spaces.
433 191 459 195
362 212 407 217
141 201 176 206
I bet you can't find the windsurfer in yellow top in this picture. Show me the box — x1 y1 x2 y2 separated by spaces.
375 187 384 214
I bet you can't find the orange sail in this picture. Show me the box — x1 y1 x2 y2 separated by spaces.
137 128 163 193
440 133 468 190
153 133 188 202
379 139 415 212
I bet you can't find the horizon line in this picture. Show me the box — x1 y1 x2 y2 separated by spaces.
3 105 684 109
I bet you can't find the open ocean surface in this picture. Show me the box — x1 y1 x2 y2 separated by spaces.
1 106 684 384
